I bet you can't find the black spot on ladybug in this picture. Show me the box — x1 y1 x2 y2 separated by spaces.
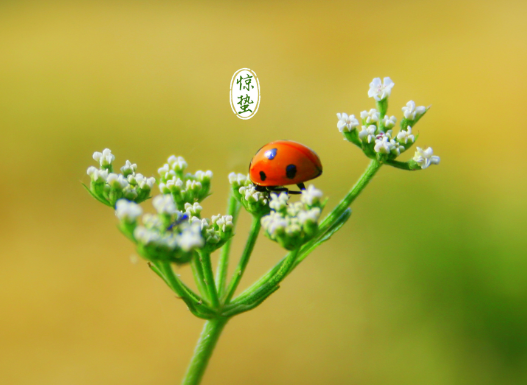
259 171 267 181
264 148 277 160
286 164 297 179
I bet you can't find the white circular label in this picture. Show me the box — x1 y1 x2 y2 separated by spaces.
230 68 260 120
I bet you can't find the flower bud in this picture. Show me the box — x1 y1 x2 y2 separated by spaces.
120 160 137 177
153 194 177 215
93 148 115 168
115 199 143 223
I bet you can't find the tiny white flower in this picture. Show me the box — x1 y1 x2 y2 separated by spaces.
158 164 176 180
214 215 233 232
185 202 202 216
374 134 394 154
141 177 156 190
336 112 360 132
261 211 287 236
413 147 440 169
359 125 377 143
360 109 380 124
195 170 213 182
87 166 108 182
93 148 115 167
152 194 177 215
301 185 323 206
163 234 179 249
286 201 304 217
368 77 395 101
402 101 426 120
168 156 188 172
158 183 170 194
390 140 405 156
134 226 160 245
298 207 321 226
122 185 138 200
239 185 267 204
382 115 397 129
269 192 289 212
115 199 143 222
198 218 210 230
397 126 415 144
107 173 129 189
176 178 184 187
142 213 163 230
186 179 202 192
285 219 302 237
120 160 137 176
229 172 249 188
177 224 204 251
165 177 183 192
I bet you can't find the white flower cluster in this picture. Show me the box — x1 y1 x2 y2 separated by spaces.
158 155 212 209
203 214 233 244
229 172 270 216
261 186 324 250
373 131 405 156
134 223 204 253
112 194 203 262
119 192 235 262
335 78 440 170
86 149 155 206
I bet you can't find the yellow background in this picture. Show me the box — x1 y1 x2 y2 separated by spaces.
1 1 526 384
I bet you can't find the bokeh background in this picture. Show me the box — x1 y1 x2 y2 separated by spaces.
1 0 526 384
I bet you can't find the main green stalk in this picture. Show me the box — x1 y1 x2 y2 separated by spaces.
180 317 229 385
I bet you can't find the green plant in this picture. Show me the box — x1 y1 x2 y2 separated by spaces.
84 77 439 385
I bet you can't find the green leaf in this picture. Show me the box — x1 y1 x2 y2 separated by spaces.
343 130 362 148
314 208 351 246
385 159 422 171
82 183 112 207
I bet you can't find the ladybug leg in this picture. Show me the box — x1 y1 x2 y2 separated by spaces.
254 185 268 192
267 186 302 195
297 183 306 191
268 186 289 193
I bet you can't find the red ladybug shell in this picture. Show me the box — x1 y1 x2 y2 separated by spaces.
249 140 323 187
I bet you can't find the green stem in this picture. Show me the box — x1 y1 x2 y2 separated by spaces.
199 251 220 309
157 262 215 319
150 262 203 304
318 159 381 233
192 257 209 302
216 191 241 298
233 160 382 302
181 317 229 385
223 216 261 303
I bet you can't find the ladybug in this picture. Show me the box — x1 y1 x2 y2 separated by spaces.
249 140 323 194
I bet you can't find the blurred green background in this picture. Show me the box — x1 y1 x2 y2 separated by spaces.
1 0 526 384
